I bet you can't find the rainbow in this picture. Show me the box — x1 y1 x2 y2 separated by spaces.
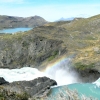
41 54 77 86
43 54 72 73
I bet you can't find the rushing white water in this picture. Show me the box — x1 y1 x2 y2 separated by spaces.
0 57 81 86
0 66 79 85
0 56 99 87
0 67 45 82
93 78 100 87
0 66 100 87
44 57 80 86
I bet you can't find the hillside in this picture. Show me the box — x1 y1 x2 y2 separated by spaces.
44 14 100 71
0 30 66 69
0 14 100 72
0 15 47 29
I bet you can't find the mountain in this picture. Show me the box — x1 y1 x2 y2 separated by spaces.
56 17 75 21
0 15 47 29
56 17 84 22
45 14 100 71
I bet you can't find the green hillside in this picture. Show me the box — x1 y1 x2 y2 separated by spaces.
0 14 100 71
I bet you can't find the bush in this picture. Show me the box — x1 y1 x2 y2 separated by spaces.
75 62 95 70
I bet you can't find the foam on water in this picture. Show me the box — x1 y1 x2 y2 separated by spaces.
0 55 100 88
93 78 100 87
49 83 100 99
0 67 45 82
44 56 79 86
0 55 80 86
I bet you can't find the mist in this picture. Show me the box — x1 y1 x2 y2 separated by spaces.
44 57 80 86
0 56 81 86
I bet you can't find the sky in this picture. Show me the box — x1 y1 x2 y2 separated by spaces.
0 0 100 21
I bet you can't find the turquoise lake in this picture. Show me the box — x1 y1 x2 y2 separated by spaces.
0 28 32 34
48 83 100 100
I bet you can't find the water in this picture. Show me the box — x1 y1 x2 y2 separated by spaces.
49 83 100 99
0 67 100 99
68 83 100 99
0 27 32 34
0 56 100 99
44 56 80 86
0 67 45 82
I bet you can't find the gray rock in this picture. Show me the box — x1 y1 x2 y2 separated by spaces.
0 77 9 85
0 77 57 100
75 68 100 82
0 32 65 69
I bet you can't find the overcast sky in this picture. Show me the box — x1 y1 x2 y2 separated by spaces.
0 0 100 21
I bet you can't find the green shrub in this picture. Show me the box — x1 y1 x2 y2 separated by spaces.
75 62 95 70
48 51 58 61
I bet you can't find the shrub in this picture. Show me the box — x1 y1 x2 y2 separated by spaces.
75 62 95 70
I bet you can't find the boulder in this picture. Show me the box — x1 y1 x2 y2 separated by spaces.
0 77 57 100
0 77 9 85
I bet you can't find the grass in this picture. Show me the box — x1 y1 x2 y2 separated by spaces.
1 14 100 70
0 86 30 100
75 62 95 70
48 51 59 61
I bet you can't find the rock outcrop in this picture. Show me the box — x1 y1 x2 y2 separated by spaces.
0 77 57 100
0 77 9 85
75 68 100 82
0 26 66 69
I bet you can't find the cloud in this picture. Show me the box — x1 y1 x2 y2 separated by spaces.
0 0 24 3
20 4 100 21
0 3 100 21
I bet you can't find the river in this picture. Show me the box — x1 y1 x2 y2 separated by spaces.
0 56 100 99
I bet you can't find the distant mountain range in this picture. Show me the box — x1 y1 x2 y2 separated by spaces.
0 15 47 29
56 17 84 22
56 17 75 21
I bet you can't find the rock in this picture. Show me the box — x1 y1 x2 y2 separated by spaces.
0 32 64 69
0 77 9 85
0 77 57 100
75 68 100 82
93 47 99 52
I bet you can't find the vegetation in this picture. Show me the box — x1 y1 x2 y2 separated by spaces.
39 15 100 70
75 62 95 70
0 14 100 100
0 86 98 100
0 86 29 100
0 14 100 70
48 51 59 61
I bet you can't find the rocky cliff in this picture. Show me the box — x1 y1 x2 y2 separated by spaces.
0 27 66 68
0 77 57 100
45 14 100 72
